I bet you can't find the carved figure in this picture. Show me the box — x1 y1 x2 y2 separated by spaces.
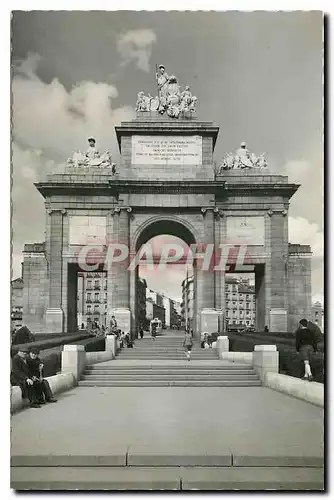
136 67 197 118
235 142 253 169
156 64 169 110
67 138 115 169
256 153 268 169
135 91 148 112
180 85 193 107
86 138 100 161
219 143 268 172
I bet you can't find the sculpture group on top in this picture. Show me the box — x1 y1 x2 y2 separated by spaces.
219 142 268 171
67 138 116 171
135 64 198 118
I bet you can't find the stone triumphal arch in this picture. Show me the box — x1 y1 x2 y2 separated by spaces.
22 67 312 336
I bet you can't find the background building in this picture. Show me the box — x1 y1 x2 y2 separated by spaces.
11 277 24 330
77 271 108 328
181 275 194 331
311 301 324 331
225 276 256 331
137 278 147 329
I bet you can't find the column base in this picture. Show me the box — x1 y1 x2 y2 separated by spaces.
269 308 288 332
200 308 223 334
113 308 131 333
45 308 64 334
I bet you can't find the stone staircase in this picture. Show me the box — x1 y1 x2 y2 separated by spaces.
79 336 261 387
116 336 218 360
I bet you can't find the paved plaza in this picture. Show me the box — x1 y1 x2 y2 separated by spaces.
12 384 323 463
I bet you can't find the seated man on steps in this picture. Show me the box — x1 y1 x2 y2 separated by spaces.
26 347 57 404
11 346 41 408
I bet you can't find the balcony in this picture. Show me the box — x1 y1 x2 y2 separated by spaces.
86 311 92 315
86 287 93 291
94 286 101 290
93 298 100 303
86 299 92 303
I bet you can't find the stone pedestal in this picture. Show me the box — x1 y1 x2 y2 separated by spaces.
253 344 279 382
113 308 131 333
45 308 64 334
217 336 229 358
105 335 116 357
269 309 287 332
200 308 222 334
61 344 86 382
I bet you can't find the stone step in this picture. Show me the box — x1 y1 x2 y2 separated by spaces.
82 374 259 381
10 466 324 490
84 369 256 376
87 364 250 370
117 353 216 356
78 380 262 387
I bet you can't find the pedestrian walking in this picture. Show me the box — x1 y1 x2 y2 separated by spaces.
295 318 319 381
139 326 144 339
151 323 157 341
183 331 193 361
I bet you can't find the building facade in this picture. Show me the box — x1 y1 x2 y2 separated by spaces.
181 275 194 331
311 301 324 331
225 277 256 331
11 277 24 330
137 278 147 328
77 271 108 329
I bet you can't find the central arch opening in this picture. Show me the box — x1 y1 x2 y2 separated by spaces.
132 219 197 338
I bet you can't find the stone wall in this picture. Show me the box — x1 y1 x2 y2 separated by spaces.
22 244 48 333
287 244 312 332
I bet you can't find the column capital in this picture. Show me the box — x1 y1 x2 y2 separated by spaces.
268 208 288 217
201 207 218 215
110 206 132 216
47 208 67 215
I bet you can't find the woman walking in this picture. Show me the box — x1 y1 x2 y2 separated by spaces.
183 331 193 361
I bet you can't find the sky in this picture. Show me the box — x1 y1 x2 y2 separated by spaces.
11 10 323 304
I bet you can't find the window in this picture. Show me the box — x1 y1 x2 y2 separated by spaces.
87 280 92 289
87 305 91 312
87 292 92 301
315 311 319 316
94 293 99 302
94 280 100 289
246 321 249 325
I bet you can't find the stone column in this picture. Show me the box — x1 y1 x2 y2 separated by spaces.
45 209 66 333
199 207 220 334
107 207 132 333
267 209 288 332
215 210 226 333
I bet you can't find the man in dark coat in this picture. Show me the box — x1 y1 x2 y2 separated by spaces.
26 348 57 404
295 318 319 381
11 325 35 346
11 346 41 408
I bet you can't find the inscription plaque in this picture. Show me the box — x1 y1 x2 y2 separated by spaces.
132 135 202 165
69 216 106 245
226 216 265 246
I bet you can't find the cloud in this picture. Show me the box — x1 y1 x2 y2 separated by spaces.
289 216 323 258
117 29 156 72
11 53 136 279
289 216 323 304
